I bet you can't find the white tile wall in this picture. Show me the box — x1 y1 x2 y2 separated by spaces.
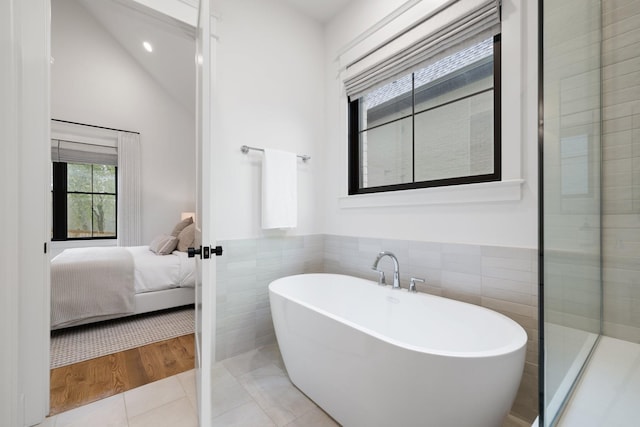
215 235 324 361
602 0 640 343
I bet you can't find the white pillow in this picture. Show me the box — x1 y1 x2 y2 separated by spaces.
149 234 178 255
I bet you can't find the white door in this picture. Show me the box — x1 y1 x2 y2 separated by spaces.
194 0 217 425
2 1 51 426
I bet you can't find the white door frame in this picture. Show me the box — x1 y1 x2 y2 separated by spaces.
194 0 219 423
1 1 51 426
1 1 215 425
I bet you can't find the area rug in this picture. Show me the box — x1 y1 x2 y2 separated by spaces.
50 307 195 369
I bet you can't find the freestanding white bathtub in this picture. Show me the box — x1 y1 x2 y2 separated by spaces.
269 273 527 427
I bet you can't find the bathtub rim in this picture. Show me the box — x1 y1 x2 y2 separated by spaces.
269 273 528 359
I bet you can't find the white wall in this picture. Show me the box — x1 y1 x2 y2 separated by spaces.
212 0 325 240
323 0 539 249
51 0 196 244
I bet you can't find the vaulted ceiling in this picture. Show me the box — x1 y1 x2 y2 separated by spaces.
77 0 196 114
73 0 355 116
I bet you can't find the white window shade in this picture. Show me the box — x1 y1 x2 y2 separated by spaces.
51 139 118 166
344 0 501 99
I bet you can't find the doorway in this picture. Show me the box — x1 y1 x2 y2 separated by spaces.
48 0 197 417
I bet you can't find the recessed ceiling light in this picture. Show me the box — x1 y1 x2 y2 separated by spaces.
143 41 153 53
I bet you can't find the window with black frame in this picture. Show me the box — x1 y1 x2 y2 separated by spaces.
51 140 118 240
348 34 501 195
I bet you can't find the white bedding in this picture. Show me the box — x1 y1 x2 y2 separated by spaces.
51 246 195 329
127 246 195 293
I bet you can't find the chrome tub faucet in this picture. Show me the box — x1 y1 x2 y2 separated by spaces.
372 251 400 289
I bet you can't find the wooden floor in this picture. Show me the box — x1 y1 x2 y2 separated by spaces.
50 333 195 416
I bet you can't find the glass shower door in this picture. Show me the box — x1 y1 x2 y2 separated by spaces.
541 0 602 425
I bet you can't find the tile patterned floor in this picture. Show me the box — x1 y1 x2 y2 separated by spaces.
36 344 339 427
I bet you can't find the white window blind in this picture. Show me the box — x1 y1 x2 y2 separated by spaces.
344 0 501 99
51 139 118 166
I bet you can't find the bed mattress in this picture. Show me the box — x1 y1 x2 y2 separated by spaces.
127 246 195 293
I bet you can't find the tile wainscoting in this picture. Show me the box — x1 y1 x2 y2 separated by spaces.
215 235 325 361
216 234 538 423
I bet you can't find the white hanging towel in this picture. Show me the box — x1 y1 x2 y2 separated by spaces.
262 148 297 229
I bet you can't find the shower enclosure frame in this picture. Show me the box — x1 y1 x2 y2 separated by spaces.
538 0 604 425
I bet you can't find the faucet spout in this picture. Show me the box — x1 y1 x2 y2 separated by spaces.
372 251 401 289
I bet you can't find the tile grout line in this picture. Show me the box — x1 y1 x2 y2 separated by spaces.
124 377 188 424
237 362 281 427
209 363 261 423
122 392 131 426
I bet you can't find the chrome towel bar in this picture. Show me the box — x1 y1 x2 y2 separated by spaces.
240 145 310 162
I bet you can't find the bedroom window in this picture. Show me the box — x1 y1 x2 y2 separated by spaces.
52 162 117 240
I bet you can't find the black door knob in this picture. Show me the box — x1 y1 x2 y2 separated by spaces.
187 246 201 258
187 245 223 258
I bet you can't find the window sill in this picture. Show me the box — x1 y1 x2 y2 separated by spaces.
338 179 525 209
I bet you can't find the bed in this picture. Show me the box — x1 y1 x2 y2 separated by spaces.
51 245 196 330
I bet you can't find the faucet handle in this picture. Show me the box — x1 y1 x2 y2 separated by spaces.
409 277 425 293
372 268 386 286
